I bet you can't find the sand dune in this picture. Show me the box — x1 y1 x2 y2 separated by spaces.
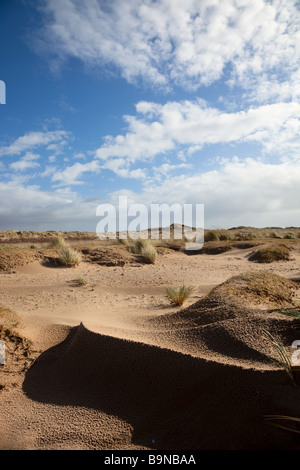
22 319 300 450
1 234 300 449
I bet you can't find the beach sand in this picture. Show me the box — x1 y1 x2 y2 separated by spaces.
1 232 300 450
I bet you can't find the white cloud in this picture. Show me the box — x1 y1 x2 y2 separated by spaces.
37 0 300 97
1 156 300 230
10 152 40 172
101 158 147 179
40 165 57 178
0 180 99 231
107 157 300 228
0 130 69 157
51 160 100 186
95 99 300 164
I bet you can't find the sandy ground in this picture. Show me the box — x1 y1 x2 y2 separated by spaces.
1 240 300 450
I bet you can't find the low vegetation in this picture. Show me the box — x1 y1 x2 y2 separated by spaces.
74 276 88 286
199 242 232 255
166 284 194 306
48 236 68 249
212 271 296 307
248 245 291 263
126 238 158 264
58 246 82 267
126 238 149 254
48 236 82 267
140 244 157 264
262 329 296 386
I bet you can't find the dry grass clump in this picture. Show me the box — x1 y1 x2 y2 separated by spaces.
126 238 149 253
218 230 232 241
199 242 232 255
284 233 297 239
204 230 219 242
234 232 257 241
269 232 283 239
140 244 157 264
58 246 82 267
118 238 129 246
49 236 82 267
166 284 194 306
211 271 296 307
248 245 291 263
74 276 88 286
48 235 68 249
126 238 158 263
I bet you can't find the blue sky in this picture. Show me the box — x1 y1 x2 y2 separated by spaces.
0 0 299 231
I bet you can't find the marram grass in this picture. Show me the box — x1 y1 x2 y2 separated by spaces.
166 284 194 306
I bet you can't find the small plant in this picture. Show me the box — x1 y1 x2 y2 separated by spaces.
269 232 282 239
234 232 256 241
140 244 157 264
204 230 219 242
126 238 157 263
49 236 67 249
74 276 88 286
127 238 149 254
218 230 232 241
166 284 194 306
118 238 129 246
284 233 296 239
58 246 82 267
262 329 296 386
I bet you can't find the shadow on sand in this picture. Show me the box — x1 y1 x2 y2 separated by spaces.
22 323 300 449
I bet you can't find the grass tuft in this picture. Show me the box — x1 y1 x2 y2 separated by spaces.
166 284 194 306
204 230 219 242
58 246 82 267
262 329 296 386
140 244 157 264
126 238 158 263
74 276 88 286
48 236 68 249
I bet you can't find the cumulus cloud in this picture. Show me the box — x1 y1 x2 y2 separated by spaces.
0 180 99 231
107 157 300 228
10 152 40 172
0 130 69 157
51 160 100 186
36 0 300 98
95 99 300 165
2 154 300 230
